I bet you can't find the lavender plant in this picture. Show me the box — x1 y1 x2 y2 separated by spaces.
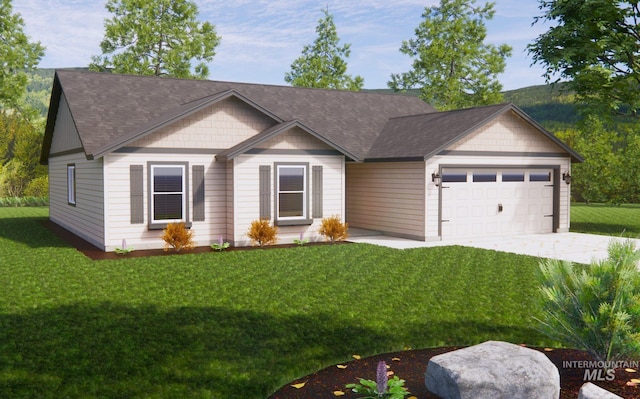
293 232 310 246
346 361 410 399
210 236 230 251
114 239 134 255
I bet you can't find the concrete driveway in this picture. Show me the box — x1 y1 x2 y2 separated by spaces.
349 232 640 264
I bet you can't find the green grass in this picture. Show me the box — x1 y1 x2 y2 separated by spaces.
570 202 640 238
0 207 551 398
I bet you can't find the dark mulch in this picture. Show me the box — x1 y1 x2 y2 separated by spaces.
40 220 349 260
269 347 640 399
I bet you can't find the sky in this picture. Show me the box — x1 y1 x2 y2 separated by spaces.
14 0 552 91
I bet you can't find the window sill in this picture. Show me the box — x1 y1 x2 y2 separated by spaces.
275 218 313 227
149 222 192 230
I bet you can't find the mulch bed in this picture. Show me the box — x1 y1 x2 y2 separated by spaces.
268 346 640 399
40 219 348 260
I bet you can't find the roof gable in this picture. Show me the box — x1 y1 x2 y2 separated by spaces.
366 103 583 162
216 120 358 161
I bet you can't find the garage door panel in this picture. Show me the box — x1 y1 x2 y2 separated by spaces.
441 168 554 239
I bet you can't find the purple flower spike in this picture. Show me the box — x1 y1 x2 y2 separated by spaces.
299 232 304 241
122 239 126 249
376 360 388 395
219 235 224 245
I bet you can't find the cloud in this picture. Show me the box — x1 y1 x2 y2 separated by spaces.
14 0 107 67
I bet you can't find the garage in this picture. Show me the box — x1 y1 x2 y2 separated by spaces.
439 168 557 239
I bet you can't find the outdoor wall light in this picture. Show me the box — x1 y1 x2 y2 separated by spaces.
432 172 441 186
562 172 572 185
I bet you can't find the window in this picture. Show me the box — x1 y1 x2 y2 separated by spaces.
530 172 551 182
67 164 76 205
276 164 308 222
150 164 186 224
442 172 467 183
502 172 525 182
473 171 497 182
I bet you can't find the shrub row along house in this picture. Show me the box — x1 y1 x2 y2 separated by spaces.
40 70 583 251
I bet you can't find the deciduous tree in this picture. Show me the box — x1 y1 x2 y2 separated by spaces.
285 9 364 91
0 0 45 110
90 0 220 79
388 0 511 110
529 0 640 117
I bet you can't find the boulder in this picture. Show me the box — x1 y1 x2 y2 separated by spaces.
425 340 560 399
578 382 622 399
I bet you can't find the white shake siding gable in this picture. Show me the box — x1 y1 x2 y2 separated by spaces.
448 112 564 153
130 97 277 149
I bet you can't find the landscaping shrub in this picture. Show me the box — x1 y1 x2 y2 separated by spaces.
247 219 278 247
161 222 195 252
24 176 49 197
536 240 640 362
0 196 48 207
318 215 348 242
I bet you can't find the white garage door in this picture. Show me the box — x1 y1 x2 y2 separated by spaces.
440 168 554 239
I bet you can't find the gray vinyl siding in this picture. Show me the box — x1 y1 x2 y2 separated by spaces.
346 162 425 239
49 153 105 249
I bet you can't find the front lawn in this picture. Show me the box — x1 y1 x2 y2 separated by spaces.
0 207 550 398
570 202 640 237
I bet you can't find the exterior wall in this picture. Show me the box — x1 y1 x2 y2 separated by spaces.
130 97 277 149
101 99 345 250
346 162 426 240
49 93 83 154
422 112 573 240
103 152 226 251
49 152 105 249
232 153 345 246
448 111 564 153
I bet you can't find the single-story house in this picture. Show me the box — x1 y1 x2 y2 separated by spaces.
40 70 583 251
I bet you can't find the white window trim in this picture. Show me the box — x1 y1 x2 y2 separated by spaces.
67 164 76 205
276 164 308 221
149 164 187 225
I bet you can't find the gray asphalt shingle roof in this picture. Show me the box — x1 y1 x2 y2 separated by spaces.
41 70 582 164
43 70 435 162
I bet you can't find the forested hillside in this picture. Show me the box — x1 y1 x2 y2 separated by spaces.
367 85 577 132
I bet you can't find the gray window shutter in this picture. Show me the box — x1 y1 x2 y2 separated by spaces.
130 165 144 224
259 165 271 219
193 165 205 222
312 165 323 218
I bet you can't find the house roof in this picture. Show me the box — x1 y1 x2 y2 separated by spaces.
41 70 435 163
366 103 584 162
41 70 582 164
